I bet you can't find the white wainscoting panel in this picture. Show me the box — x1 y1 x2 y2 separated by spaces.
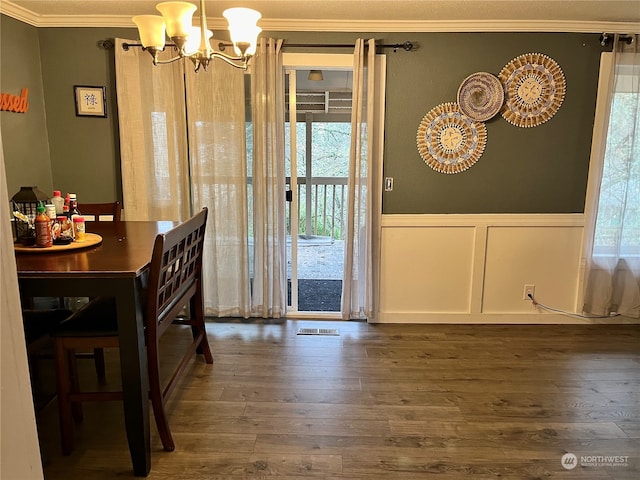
380 225 476 314
377 214 601 324
482 225 584 313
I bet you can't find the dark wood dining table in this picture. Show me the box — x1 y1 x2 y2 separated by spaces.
15 220 178 477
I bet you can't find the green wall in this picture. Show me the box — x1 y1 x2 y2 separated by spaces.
383 32 605 213
267 31 606 213
0 18 133 204
0 21 607 213
38 27 132 204
0 15 52 199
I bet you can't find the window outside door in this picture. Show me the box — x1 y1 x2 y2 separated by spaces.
284 54 353 316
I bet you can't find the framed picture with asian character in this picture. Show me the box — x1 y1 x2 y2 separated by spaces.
74 85 107 117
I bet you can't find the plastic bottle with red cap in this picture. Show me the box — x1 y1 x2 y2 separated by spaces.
51 190 64 215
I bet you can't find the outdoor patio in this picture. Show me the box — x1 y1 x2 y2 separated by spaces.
289 236 344 280
288 236 344 312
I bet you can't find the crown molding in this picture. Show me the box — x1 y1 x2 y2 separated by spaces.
0 1 38 26
262 19 640 34
1 2 638 34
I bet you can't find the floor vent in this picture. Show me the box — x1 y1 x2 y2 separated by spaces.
297 328 340 336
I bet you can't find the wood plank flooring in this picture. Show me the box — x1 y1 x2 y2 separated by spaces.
33 320 639 479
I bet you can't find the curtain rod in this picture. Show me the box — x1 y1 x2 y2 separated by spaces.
106 40 415 53
599 33 634 47
278 41 415 52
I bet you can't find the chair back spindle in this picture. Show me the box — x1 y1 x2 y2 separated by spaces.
148 209 207 340
79 202 122 222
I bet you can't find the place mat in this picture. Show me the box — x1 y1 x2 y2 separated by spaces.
457 71 504 122
14 233 103 253
499 52 566 128
416 102 487 174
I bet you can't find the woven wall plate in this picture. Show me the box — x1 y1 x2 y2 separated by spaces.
457 72 504 122
499 52 566 128
416 102 487 174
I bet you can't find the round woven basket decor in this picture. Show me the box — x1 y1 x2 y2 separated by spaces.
498 52 566 128
457 71 504 122
416 102 487 174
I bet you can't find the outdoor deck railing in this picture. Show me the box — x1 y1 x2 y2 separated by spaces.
286 176 348 240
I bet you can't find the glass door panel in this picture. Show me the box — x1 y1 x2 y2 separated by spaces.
284 56 352 315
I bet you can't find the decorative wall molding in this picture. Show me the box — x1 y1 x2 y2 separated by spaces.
377 213 640 325
1 2 639 34
262 19 640 34
0 1 36 26
372 312 640 324
382 213 585 228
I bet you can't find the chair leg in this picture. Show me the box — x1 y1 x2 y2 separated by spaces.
190 295 213 364
54 340 75 455
27 352 41 381
147 342 175 452
192 324 213 364
93 348 106 383
67 349 83 424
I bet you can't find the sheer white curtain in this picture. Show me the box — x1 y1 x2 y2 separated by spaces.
250 38 287 317
115 38 251 316
185 58 251 317
342 38 384 320
114 38 190 221
583 34 640 319
1 134 44 478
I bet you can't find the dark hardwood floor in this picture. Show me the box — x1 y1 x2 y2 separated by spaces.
34 320 639 479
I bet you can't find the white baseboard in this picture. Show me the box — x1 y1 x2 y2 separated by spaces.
373 311 639 325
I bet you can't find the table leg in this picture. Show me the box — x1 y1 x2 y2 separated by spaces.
114 280 151 476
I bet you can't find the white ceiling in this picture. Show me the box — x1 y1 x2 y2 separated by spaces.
2 0 640 31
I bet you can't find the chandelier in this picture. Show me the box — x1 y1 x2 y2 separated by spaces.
132 1 261 72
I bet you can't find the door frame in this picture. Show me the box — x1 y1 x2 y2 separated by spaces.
283 53 353 318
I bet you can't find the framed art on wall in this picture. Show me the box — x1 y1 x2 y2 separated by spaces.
74 85 107 117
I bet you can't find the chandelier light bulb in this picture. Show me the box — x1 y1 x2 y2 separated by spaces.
132 15 166 50
132 1 262 72
156 1 196 38
223 8 262 56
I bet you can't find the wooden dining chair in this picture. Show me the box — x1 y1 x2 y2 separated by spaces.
64 200 121 377
79 201 122 222
52 208 213 455
22 308 74 412
23 309 73 354
22 299 103 381
23 308 72 374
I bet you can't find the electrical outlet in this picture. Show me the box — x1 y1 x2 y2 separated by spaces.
523 284 535 300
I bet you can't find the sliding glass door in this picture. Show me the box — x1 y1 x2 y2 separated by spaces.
284 54 353 316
